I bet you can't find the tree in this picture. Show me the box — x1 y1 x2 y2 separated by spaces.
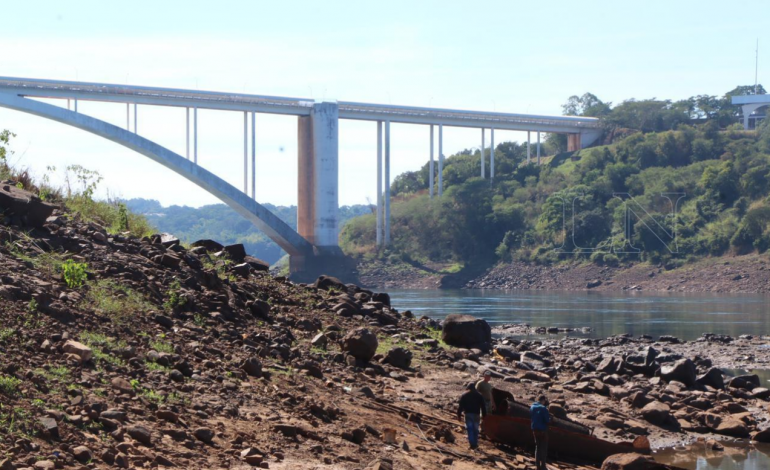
562 93 611 117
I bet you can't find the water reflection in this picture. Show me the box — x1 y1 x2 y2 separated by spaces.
654 442 770 470
388 289 770 340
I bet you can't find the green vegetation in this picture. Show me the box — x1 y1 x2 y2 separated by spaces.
79 331 127 366
62 259 88 288
82 279 153 324
163 280 187 311
62 165 154 238
125 198 372 265
0 375 22 397
342 85 770 268
0 404 35 439
149 336 174 354
0 328 14 343
0 133 155 240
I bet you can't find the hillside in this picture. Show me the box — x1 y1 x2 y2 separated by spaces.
341 87 770 290
0 185 769 470
124 199 372 266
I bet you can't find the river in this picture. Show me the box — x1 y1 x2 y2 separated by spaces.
388 289 770 341
388 289 770 470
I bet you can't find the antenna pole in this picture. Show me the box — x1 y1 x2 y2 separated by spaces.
756 38 759 94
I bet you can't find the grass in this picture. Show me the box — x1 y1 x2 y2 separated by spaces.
0 328 14 343
78 331 127 366
424 327 453 350
149 337 174 354
35 366 70 382
376 335 411 355
82 279 154 325
145 361 170 372
65 195 154 239
0 404 34 439
0 375 22 397
201 254 233 281
4 240 65 277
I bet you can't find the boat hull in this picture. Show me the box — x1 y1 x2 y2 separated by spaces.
482 414 649 463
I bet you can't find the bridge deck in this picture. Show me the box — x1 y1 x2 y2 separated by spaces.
0 76 600 133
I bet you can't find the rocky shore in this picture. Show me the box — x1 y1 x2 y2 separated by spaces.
358 255 770 294
0 187 768 470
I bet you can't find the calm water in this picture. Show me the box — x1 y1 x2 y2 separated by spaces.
389 289 770 341
389 289 770 470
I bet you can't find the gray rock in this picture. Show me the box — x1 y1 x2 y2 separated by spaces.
660 358 696 387
441 314 491 351
342 328 378 362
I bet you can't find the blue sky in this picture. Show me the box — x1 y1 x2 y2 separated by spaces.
0 1 767 207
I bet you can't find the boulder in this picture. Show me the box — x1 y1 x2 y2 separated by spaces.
72 445 93 463
751 428 770 443
190 239 224 253
314 275 347 292
729 374 760 391
372 293 391 307
0 183 56 227
696 367 725 390
660 358 696 387
223 244 247 262
126 425 153 446
383 347 412 369
601 453 661 470
342 328 378 362
241 357 262 377
714 419 749 438
441 315 491 351
311 333 328 349
598 356 622 374
244 255 270 271
494 346 521 361
194 427 215 443
640 401 674 426
62 340 93 362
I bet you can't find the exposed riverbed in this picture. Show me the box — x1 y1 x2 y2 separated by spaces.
390 288 770 470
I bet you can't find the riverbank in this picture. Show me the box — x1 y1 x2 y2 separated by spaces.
1 189 767 469
357 254 770 294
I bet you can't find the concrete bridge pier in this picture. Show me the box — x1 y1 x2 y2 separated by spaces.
293 102 349 278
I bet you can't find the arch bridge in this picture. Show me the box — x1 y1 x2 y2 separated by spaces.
0 77 602 274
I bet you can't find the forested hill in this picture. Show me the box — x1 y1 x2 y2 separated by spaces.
124 199 372 265
341 85 770 271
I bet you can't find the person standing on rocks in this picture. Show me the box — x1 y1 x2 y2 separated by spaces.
476 370 495 414
457 382 487 450
530 395 550 470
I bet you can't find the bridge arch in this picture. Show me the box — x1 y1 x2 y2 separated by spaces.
0 92 314 257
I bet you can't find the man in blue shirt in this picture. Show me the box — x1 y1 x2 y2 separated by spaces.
457 383 487 450
530 395 550 470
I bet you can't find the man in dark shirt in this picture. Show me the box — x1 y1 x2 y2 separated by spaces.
457 382 487 449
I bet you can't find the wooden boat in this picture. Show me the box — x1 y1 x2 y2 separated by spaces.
482 388 650 463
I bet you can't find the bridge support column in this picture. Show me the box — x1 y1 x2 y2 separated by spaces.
567 133 581 152
297 102 340 249
376 121 383 246
384 121 391 245
537 132 541 165
438 124 444 197
527 131 531 164
481 128 485 178
429 125 434 198
490 128 495 180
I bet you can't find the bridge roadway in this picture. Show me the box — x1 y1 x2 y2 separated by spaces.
0 76 601 275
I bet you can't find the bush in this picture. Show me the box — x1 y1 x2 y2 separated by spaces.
62 260 88 288
0 375 22 397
